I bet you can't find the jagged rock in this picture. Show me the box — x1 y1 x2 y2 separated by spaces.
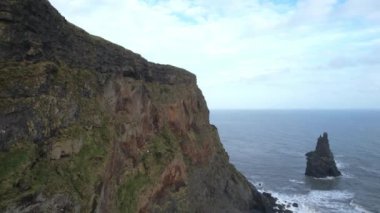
305 132 341 178
0 0 284 212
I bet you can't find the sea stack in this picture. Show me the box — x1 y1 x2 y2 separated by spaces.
305 132 341 178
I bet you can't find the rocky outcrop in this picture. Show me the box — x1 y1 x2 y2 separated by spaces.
0 0 283 212
305 132 341 178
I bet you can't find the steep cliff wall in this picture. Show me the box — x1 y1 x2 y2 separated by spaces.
0 1 275 212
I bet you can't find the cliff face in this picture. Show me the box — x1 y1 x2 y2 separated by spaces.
0 1 272 212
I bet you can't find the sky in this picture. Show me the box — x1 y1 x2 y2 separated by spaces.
49 0 380 109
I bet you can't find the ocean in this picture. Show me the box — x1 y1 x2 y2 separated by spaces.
210 110 380 213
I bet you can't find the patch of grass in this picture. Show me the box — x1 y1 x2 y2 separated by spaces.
44 124 110 207
141 128 179 177
0 141 36 181
0 141 37 207
0 122 112 211
115 128 181 212
117 173 151 213
0 62 52 96
0 60 110 210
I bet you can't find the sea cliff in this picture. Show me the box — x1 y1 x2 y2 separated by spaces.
1 0 278 212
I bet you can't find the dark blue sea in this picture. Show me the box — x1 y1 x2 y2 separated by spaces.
210 110 380 213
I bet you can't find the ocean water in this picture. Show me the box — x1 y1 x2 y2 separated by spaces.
210 110 380 213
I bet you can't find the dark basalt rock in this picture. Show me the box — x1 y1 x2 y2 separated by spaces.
305 132 341 178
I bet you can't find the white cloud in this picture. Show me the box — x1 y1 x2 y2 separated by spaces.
341 0 380 21
49 0 380 109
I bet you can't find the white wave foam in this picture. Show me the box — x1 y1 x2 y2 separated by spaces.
289 179 305 184
312 176 337 180
341 171 355 179
335 160 355 178
350 200 373 213
267 190 372 213
336 160 348 170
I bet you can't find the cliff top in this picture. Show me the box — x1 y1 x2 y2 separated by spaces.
0 0 195 85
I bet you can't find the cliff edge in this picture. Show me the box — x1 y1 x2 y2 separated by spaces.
0 0 279 212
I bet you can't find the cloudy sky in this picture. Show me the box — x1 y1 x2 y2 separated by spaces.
49 0 380 109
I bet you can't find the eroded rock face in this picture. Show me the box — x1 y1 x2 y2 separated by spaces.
0 0 282 212
305 132 341 178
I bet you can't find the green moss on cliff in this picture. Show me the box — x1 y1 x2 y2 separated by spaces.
146 82 194 103
0 122 112 210
143 128 179 177
0 142 35 180
117 173 151 213
150 129 177 162
0 59 113 211
0 141 36 207
116 128 181 213
0 62 48 96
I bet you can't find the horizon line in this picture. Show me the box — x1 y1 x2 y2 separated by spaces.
209 108 380 111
